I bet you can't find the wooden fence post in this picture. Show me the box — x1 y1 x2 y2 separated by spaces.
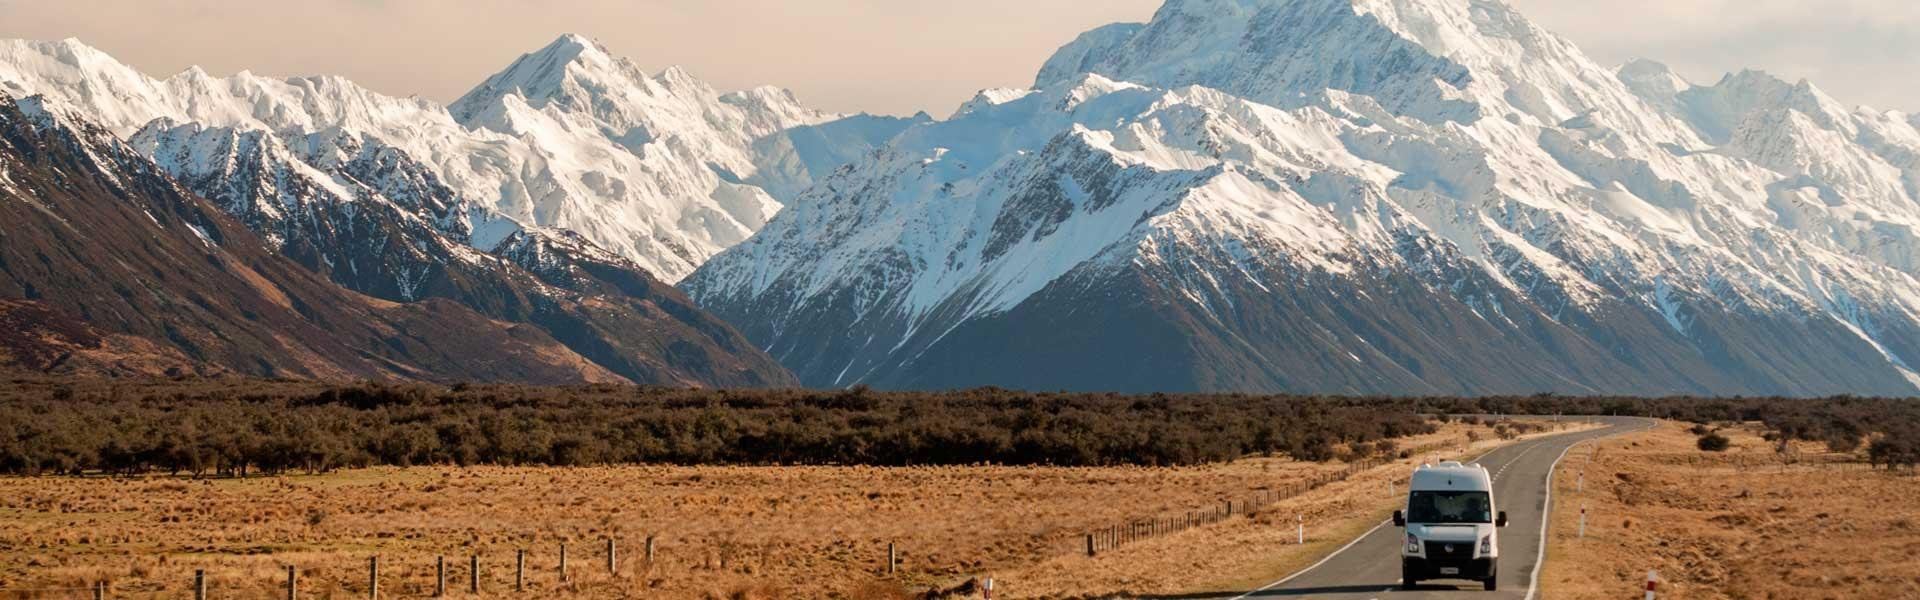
516 549 525 592
92 581 104 600
1086 533 1096 556
194 570 206 600
559 543 568 583
286 565 296 600
367 557 378 600
645 536 656 564
888 542 898 574
469 555 480 594
434 556 446 597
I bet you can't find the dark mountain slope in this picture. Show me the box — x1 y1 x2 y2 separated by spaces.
125 120 794 388
0 92 622 382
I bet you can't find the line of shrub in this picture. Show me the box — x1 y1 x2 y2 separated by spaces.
7 379 1916 476
0 379 1436 476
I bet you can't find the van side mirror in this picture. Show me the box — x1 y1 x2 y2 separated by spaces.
1393 510 1406 527
1496 511 1508 527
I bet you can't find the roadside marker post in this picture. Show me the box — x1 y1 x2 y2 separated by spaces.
1296 515 1304 545
1578 505 1586 538
607 538 618 575
983 577 994 600
1644 570 1658 599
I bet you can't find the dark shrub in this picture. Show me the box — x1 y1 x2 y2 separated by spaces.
1697 433 1731 452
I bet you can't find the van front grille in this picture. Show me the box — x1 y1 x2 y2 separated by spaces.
1424 540 1475 559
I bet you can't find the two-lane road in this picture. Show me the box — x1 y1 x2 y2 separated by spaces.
1216 416 1655 599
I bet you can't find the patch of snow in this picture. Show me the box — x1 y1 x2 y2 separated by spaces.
185 222 214 247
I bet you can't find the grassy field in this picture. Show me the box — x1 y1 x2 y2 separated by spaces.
0 420 1595 599
1540 421 1920 599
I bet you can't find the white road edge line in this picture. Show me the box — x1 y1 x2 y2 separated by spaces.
1225 518 1392 600
1522 418 1655 600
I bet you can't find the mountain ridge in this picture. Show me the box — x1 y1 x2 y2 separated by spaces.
0 90 629 382
0 36 807 387
0 34 914 282
683 0 1920 395
7 2 1920 394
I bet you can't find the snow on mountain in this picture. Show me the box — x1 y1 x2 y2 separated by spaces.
0 34 911 282
0 37 812 386
687 0 1920 394
126 118 496 302
0 89 632 383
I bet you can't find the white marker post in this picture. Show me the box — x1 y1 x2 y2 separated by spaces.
1578 505 1586 538
1644 570 1658 600
983 577 994 600
1577 471 1584 493
1296 515 1304 545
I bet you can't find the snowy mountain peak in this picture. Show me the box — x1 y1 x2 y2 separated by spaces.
0 33 911 283
1615 59 1687 100
688 0 1920 395
1034 0 1481 124
452 33 620 111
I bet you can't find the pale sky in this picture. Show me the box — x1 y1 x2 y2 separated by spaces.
0 0 1912 117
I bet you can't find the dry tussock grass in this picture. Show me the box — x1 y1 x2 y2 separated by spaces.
1542 421 1920 599
0 421 1578 598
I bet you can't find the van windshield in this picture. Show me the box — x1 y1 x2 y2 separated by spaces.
1406 490 1492 524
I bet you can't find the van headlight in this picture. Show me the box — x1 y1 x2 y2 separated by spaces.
1405 533 1420 554
1479 534 1494 556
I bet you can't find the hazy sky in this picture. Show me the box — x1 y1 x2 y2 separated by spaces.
0 0 1913 116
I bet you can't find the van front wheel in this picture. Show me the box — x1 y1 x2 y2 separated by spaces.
1402 568 1417 590
1484 575 1498 591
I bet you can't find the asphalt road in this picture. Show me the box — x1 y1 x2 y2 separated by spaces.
1209 416 1656 600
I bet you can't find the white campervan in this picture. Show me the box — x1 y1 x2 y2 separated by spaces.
1393 460 1507 590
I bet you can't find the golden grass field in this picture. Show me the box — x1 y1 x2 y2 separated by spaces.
0 419 1584 599
1541 421 1920 599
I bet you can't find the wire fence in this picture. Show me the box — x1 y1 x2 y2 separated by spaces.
2 538 655 599
1079 438 1463 556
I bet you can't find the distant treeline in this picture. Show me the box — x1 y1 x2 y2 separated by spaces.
0 379 1437 476
3 378 1916 476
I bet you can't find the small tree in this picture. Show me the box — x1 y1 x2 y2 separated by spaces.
1697 432 1731 452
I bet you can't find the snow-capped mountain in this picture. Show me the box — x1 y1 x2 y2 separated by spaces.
0 37 808 386
0 34 913 282
685 0 1920 395
0 90 624 382
446 34 908 280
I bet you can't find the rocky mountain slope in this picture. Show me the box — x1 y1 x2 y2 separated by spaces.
0 36 816 386
0 91 618 382
684 0 1920 395
0 35 913 282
